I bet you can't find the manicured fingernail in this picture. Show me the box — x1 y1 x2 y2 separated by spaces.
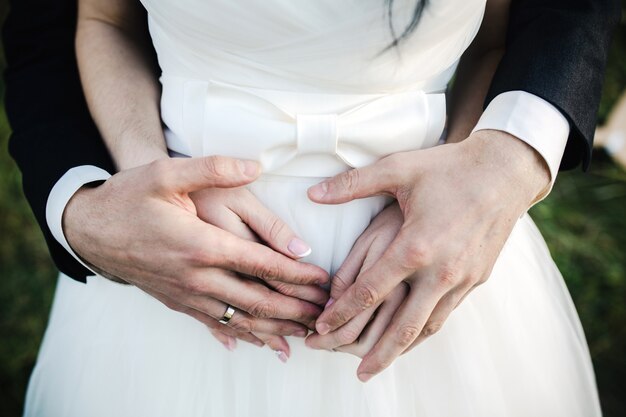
324 298 335 308
293 329 308 338
316 322 330 335
308 182 328 200
275 350 289 363
287 238 312 258
238 160 260 177
222 337 237 352
358 372 374 383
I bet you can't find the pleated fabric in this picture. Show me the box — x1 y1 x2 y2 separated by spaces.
25 214 601 417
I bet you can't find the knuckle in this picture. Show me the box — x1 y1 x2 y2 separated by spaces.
338 326 360 344
272 282 295 297
148 159 174 189
331 272 351 295
329 308 351 327
251 259 281 282
403 241 431 269
421 322 442 337
436 265 459 288
396 324 421 345
203 156 230 180
340 169 360 194
248 300 278 319
353 283 379 309
229 317 253 333
264 215 288 242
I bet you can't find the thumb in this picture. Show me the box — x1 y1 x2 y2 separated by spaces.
159 156 261 192
307 157 397 204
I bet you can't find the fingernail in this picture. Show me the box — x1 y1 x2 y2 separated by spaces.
275 350 289 363
287 237 312 258
238 160 260 177
324 298 335 308
308 182 328 200
317 276 330 286
222 337 237 352
358 372 374 383
316 322 331 335
253 340 265 348
293 329 308 338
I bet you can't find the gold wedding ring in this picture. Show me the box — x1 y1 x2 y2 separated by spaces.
219 305 236 325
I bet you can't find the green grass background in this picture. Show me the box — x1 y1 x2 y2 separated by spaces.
1 2 625 416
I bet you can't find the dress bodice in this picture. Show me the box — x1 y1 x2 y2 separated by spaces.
140 0 486 175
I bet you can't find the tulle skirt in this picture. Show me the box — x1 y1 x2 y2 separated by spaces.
24 174 601 417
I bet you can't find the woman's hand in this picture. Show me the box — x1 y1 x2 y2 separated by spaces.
308 130 551 381
190 185 329 359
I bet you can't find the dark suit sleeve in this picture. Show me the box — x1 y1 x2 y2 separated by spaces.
486 0 622 170
3 0 116 282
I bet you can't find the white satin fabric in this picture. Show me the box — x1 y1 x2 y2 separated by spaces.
25 1 601 416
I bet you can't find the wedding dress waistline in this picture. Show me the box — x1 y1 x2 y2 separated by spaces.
160 74 448 177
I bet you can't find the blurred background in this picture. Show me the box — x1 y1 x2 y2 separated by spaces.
0 2 625 417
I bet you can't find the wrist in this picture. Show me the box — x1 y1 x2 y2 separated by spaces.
463 130 551 207
62 185 101 259
110 132 169 170
114 146 169 170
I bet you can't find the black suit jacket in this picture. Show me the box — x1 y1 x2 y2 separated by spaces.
2 0 621 282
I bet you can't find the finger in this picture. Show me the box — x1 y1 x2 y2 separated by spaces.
210 328 266 349
329 235 371 302
306 246 388 351
198 198 261 243
151 156 260 193
202 212 328 306
189 270 322 327
357 282 444 382
210 226 329 286
343 283 410 357
140 284 267 348
403 286 472 353
306 306 376 351
315 229 417 334
253 333 291 363
209 329 238 351
184 288 312 336
233 192 312 259
307 156 399 204
308 280 408 352
268 281 330 306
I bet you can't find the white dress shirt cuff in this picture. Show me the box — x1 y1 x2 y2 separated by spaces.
472 91 570 205
46 165 112 273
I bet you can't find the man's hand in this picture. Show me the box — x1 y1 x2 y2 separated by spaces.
308 131 550 381
63 156 329 352
305 203 407 356
188 185 330 355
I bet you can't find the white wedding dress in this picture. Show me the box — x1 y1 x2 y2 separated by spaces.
25 1 602 416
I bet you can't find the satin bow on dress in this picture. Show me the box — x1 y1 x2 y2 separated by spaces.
162 76 446 177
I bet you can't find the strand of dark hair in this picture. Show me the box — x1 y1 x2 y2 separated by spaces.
382 0 428 53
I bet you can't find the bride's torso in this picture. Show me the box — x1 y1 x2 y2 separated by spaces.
140 0 486 176
142 0 485 93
